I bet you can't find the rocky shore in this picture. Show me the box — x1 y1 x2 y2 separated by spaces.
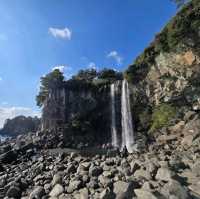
1 112 200 199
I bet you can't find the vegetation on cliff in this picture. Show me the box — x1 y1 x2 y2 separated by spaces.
36 69 65 107
125 0 200 83
37 68 122 107
149 104 177 133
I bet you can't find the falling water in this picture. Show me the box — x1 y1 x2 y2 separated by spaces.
121 79 135 153
110 83 118 148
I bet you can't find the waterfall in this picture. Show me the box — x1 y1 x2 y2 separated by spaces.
121 79 135 153
110 83 118 148
110 80 135 153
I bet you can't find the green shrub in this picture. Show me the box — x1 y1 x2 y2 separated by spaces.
124 63 150 83
149 104 176 133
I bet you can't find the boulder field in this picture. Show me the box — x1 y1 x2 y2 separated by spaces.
0 115 200 199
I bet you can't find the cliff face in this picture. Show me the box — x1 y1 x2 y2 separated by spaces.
42 80 111 147
125 0 200 134
0 116 40 137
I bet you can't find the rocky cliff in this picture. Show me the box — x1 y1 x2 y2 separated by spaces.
125 0 200 136
0 116 40 137
41 71 123 147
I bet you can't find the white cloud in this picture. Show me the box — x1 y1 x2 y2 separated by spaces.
52 65 65 72
52 65 72 73
87 62 97 69
0 106 41 128
49 27 72 40
107 51 123 64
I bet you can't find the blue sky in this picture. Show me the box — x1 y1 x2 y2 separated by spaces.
0 0 176 127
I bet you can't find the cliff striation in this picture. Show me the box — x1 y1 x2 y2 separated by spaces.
41 70 123 147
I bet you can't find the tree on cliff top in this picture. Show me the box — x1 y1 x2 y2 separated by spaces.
36 69 65 107
72 68 98 82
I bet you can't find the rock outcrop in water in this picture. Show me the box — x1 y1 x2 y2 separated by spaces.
0 116 40 137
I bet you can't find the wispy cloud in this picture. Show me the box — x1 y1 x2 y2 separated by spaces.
0 106 41 128
49 27 72 40
107 51 123 64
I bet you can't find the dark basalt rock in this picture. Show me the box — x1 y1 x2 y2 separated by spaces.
0 115 40 137
0 150 18 164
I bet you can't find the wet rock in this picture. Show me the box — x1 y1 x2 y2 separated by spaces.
6 186 21 198
0 164 4 172
134 188 160 199
66 163 76 174
44 183 51 193
81 162 91 170
113 181 134 198
102 171 114 178
49 184 64 197
181 134 196 148
155 167 175 181
52 174 62 186
67 180 82 193
191 161 200 176
87 179 99 189
82 175 90 183
70 152 78 159
89 166 103 177
74 188 89 199
188 182 200 197
105 159 115 166
142 181 153 190
100 188 115 199
0 176 6 187
34 174 45 183
0 150 18 164
29 186 45 199
98 175 112 188
130 160 141 174
161 179 189 199
134 169 151 180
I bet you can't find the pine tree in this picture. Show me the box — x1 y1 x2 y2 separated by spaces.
36 69 65 107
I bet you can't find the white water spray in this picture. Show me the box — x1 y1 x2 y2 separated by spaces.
121 80 135 153
110 83 118 148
